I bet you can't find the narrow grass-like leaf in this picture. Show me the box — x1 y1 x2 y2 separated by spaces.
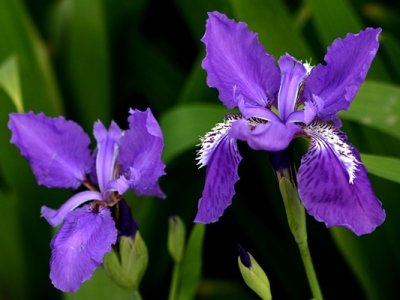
339 80 400 140
0 55 23 112
361 153 400 184
230 0 313 60
160 104 229 163
178 224 205 300
304 0 390 80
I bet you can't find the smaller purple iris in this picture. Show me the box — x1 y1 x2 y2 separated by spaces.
194 12 385 236
8 108 165 292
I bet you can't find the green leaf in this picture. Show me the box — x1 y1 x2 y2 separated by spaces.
179 224 206 300
0 55 23 112
361 153 400 184
304 0 389 80
160 104 229 163
230 0 313 60
58 0 112 130
339 80 400 140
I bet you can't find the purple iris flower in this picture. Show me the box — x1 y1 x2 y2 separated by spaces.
194 11 385 236
8 108 165 292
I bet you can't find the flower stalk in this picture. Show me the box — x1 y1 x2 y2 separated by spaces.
278 171 323 300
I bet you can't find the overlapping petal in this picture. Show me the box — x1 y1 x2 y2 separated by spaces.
229 119 301 152
297 121 385 235
93 121 122 195
41 191 103 227
49 204 117 292
118 108 166 198
277 54 307 122
8 112 93 189
201 11 280 109
302 28 381 121
195 133 242 223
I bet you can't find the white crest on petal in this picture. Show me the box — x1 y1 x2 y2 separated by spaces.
303 120 360 184
197 113 244 168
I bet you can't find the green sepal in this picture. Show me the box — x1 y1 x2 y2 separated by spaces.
168 215 186 263
238 252 271 300
103 233 148 292
279 177 307 244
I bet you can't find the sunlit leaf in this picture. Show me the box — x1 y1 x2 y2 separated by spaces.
361 153 400 184
0 55 23 112
339 80 400 140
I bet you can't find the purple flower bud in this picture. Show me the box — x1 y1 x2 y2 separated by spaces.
119 199 138 238
237 244 251 268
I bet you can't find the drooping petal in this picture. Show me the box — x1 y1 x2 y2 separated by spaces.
8 112 93 189
297 120 385 235
49 203 117 292
41 190 103 227
277 54 307 122
229 119 301 152
201 11 280 109
195 123 242 223
118 108 165 198
302 28 381 121
93 121 122 195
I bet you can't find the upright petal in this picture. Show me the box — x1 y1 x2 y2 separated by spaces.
93 121 122 195
229 119 301 152
195 119 242 223
277 55 306 122
302 28 381 121
297 120 385 235
49 203 117 292
118 108 166 198
201 12 280 109
9 112 93 189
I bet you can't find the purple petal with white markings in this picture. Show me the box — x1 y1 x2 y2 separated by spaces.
195 130 242 223
201 11 280 109
118 108 165 198
49 204 117 292
297 120 385 235
302 28 381 121
8 112 93 189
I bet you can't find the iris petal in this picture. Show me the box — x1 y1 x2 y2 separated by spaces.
195 128 242 223
201 11 280 109
93 121 122 195
41 190 103 227
49 204 117 292
118 108 165 198
297 120 385 235
302 28 381 121
229 119 301 152
8 112 93 189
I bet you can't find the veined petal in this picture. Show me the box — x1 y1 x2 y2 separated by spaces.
8 112 93 189
302 28 381 121
49 204 117 292
41 190 103 227
195 119 242 223
298 120 385 235
229 119 301 152
238 95 281 122
118 108 166 198
93 121 122 195
277 54 307 122
201 11 280 109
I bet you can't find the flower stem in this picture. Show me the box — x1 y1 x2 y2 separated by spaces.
129 291 143 300
298 240 323 300
168 263 181 300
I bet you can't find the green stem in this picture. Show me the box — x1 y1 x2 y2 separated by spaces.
168 263 181 300
298 240 323 300
129 290 143 300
